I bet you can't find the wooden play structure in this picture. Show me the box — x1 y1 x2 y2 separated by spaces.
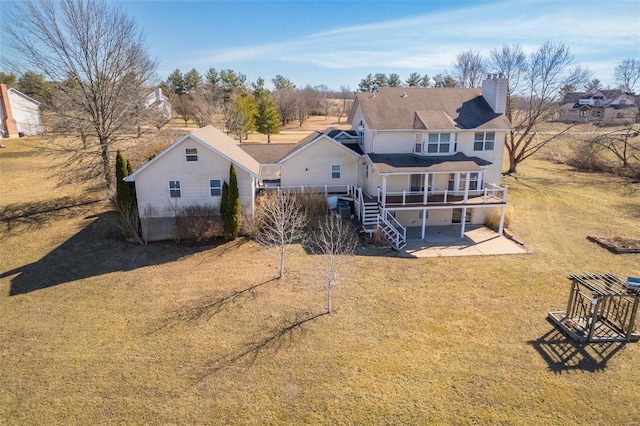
549 273 640 343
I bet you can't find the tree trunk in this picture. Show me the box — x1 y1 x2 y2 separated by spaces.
327 281 332 314
101 138 112 191
278 245 285 279
505 150 518 175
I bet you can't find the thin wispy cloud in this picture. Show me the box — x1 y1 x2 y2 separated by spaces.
192 0 638 79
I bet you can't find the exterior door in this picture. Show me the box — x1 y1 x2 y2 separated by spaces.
451 208 471 224
410 174 425 192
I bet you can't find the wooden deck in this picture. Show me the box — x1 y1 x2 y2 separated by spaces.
363 192 505 208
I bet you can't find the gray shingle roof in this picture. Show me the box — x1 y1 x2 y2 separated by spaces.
354 87 511 131
368 152 492 173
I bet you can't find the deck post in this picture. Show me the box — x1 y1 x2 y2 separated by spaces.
423 173 428 205
460 207 467 237
565 279 577 316
444 189 448 204
382 175 387 208
421 208 427 239
463 173 470 203
498 205 506 236
503 185 508 202
402 190 406 205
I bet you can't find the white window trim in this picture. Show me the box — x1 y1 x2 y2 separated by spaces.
209 178 222 197
473 132 495 151
331 164 341 179
185 148 198 162
426 133 451 155
169 180 181 198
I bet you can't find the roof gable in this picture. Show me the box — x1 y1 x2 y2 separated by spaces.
8 88 41 106
278 133 361 163
125 126 260 182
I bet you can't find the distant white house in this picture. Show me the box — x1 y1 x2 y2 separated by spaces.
144 87 172 122
0 84 43 138
126 75 513 248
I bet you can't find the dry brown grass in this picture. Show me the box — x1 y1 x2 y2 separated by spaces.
1 137 640 424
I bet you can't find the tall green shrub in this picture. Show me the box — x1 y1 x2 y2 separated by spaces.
115 150 135 210
224 163 242 239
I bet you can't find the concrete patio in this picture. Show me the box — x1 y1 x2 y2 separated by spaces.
401 225 529 258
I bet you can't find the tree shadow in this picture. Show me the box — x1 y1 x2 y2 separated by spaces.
197 311 328 379
1 211 231 296
148 277 279 333
528 324 626 373
0 196 101 235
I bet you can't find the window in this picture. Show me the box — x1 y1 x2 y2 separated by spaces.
474 132 495 151
448 173 456 191
331 164 341 179
580 110 588 118
362 163 369 178
185 148 198 162
427 133 450 154
169 180 181 198
210 179 222 196
619 99 627 105
414 134 423 153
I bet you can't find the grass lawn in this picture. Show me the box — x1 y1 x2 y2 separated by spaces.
1 136 640 424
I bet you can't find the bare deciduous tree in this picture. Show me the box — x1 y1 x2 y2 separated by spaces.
5 0 158 192
253 192 308 279
488 42 591 174
614 59 640 92
452 50 485 88
312 215 357 314
273 89 298 126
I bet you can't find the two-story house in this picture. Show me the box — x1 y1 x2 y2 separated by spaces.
558 89 638 124
125 75 513 247
346 74 512 249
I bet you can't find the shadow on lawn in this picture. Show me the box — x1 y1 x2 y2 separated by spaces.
0 211 238 296
528 325 626 373
198 311 328 379
0 196 102 235
149 277 279 333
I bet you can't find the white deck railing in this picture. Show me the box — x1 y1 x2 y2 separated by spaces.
263 184 352 196
378 184 507 206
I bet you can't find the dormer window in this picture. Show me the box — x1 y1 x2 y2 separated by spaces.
185 148 198 161
427 133 450 154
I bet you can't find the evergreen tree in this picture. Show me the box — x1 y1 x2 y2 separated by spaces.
115 150 135 210
220 180 229 218
255 91 280 143
224 164 242 239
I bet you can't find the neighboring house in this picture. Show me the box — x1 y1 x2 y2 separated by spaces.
127 74 513 248
0 83 43 138
558 89 638 124
144 87 172 121
124 126 260 242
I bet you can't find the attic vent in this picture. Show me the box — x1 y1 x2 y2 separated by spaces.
401 92 407 98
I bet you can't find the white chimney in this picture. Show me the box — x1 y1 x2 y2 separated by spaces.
482 73 508 114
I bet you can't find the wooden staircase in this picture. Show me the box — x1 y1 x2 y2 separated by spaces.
353 187 406 250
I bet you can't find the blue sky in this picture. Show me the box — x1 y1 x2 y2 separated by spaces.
6 0 640 91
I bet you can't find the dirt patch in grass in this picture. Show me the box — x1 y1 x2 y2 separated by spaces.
587 235 640 253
